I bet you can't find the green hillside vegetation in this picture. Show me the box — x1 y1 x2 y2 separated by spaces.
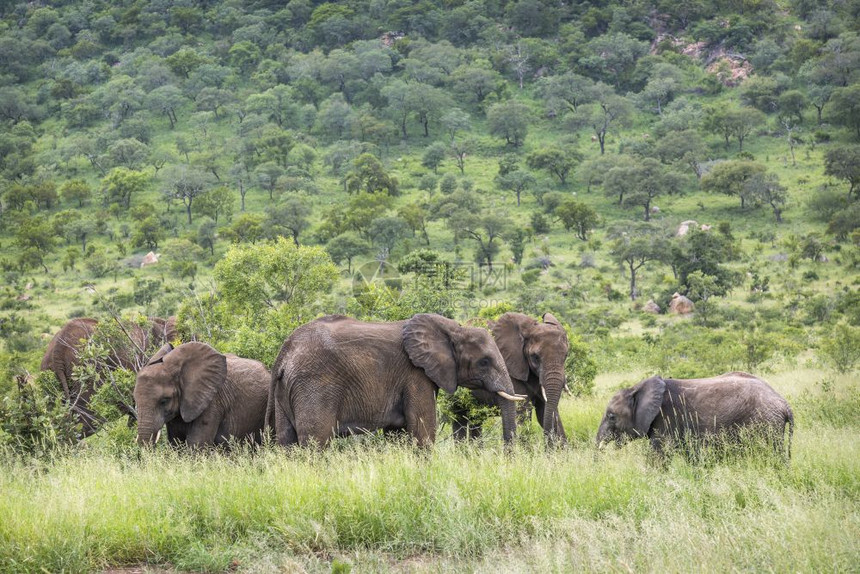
1 0 859 570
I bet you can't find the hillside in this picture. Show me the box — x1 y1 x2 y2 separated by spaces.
0 0 859 570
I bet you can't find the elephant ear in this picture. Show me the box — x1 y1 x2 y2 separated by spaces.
542 312 561 327
163 342 227 422
402 314 459 394
631 376 666 437
145 343 174 366
491 313 534 381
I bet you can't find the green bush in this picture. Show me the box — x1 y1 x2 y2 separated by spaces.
817 323 860 374
0 371 80 455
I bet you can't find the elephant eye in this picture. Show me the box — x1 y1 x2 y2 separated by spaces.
159 397 170 406
478 357 490 368
607 412 616 423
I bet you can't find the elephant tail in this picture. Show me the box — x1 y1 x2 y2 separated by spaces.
784 406 794 461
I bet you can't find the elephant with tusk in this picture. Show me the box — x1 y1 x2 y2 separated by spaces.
268 313 524 448
448 312 571 445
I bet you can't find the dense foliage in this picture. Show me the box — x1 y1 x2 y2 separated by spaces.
0 0 859 569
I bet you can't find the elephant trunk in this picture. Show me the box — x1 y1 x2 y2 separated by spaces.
540 368 568 446
499 395 517 444
136 415 162 446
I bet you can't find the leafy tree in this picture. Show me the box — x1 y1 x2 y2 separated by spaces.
684 270 721 325
609 221 667 301
369 216 410 254
487 100 531 147
704 106 766 151
672 229 738 295
655 130 708 180
55 211 97 253
580 83 632 155
253 162 285 201
195 87 235 119
497 169 536 207
165 47 208 79
828 85 860 138
14 215 55 273
326 232 370 272
132 216 165 250
818 322 860 373
745 173 788 222
526 147 582 185
163 166 213 225
214 237 338 318
537 72 593 116
555 199 598 240
195 186 235 224
441 109 472 142
59 180 92 208
638 63 683 115
701 160 767 208
398 202 431 245
162 239 203 281
610 157 685 221
101 167 149 209
224 213 265 244
409 84 452 138
422 142 447 174
449 211 511 270
778 90 808 124
581 33 649 91
197 217 217 256
451 138 472 174
146 85 187 129
265 196 311 245
345 153 398 195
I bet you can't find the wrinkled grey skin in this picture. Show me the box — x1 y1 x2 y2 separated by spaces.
269 314 521 448
41 316 177 436
596 372 794 458
134 342 270 447
451 313 570 445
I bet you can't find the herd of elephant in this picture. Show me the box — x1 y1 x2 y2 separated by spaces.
41 312 795 458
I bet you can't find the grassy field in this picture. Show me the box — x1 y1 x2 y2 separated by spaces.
1 369 857 573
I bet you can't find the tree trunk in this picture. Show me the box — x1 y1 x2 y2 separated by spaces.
628 262 637 301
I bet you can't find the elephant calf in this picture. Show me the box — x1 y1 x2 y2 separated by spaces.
596 372 794 459
134 342 269 447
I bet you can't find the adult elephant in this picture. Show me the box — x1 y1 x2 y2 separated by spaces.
596 372 794 459
135 342 270 447
449 313 570 445
269 314 524 447
40 315 177 435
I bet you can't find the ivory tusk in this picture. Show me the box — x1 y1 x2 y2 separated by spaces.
497 391 526 402
541 387 548 402
154 429 161 444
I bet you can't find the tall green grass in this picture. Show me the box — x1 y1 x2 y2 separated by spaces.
0 370 857 573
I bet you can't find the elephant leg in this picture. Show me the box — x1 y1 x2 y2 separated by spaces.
276 406 298 446
404 388 436 447
185 416 220 448
449 398 471 441
295 410 336 448
534 399 567 445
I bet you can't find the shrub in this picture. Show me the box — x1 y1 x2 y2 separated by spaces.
817 322 860 373
0 371 80 455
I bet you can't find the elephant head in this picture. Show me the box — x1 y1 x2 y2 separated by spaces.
493 312 570 444
133 342 227 446
402 313 523 441
596 376 666 446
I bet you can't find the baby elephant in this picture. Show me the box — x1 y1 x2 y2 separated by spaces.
596 372 794 459
134 342 270 447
